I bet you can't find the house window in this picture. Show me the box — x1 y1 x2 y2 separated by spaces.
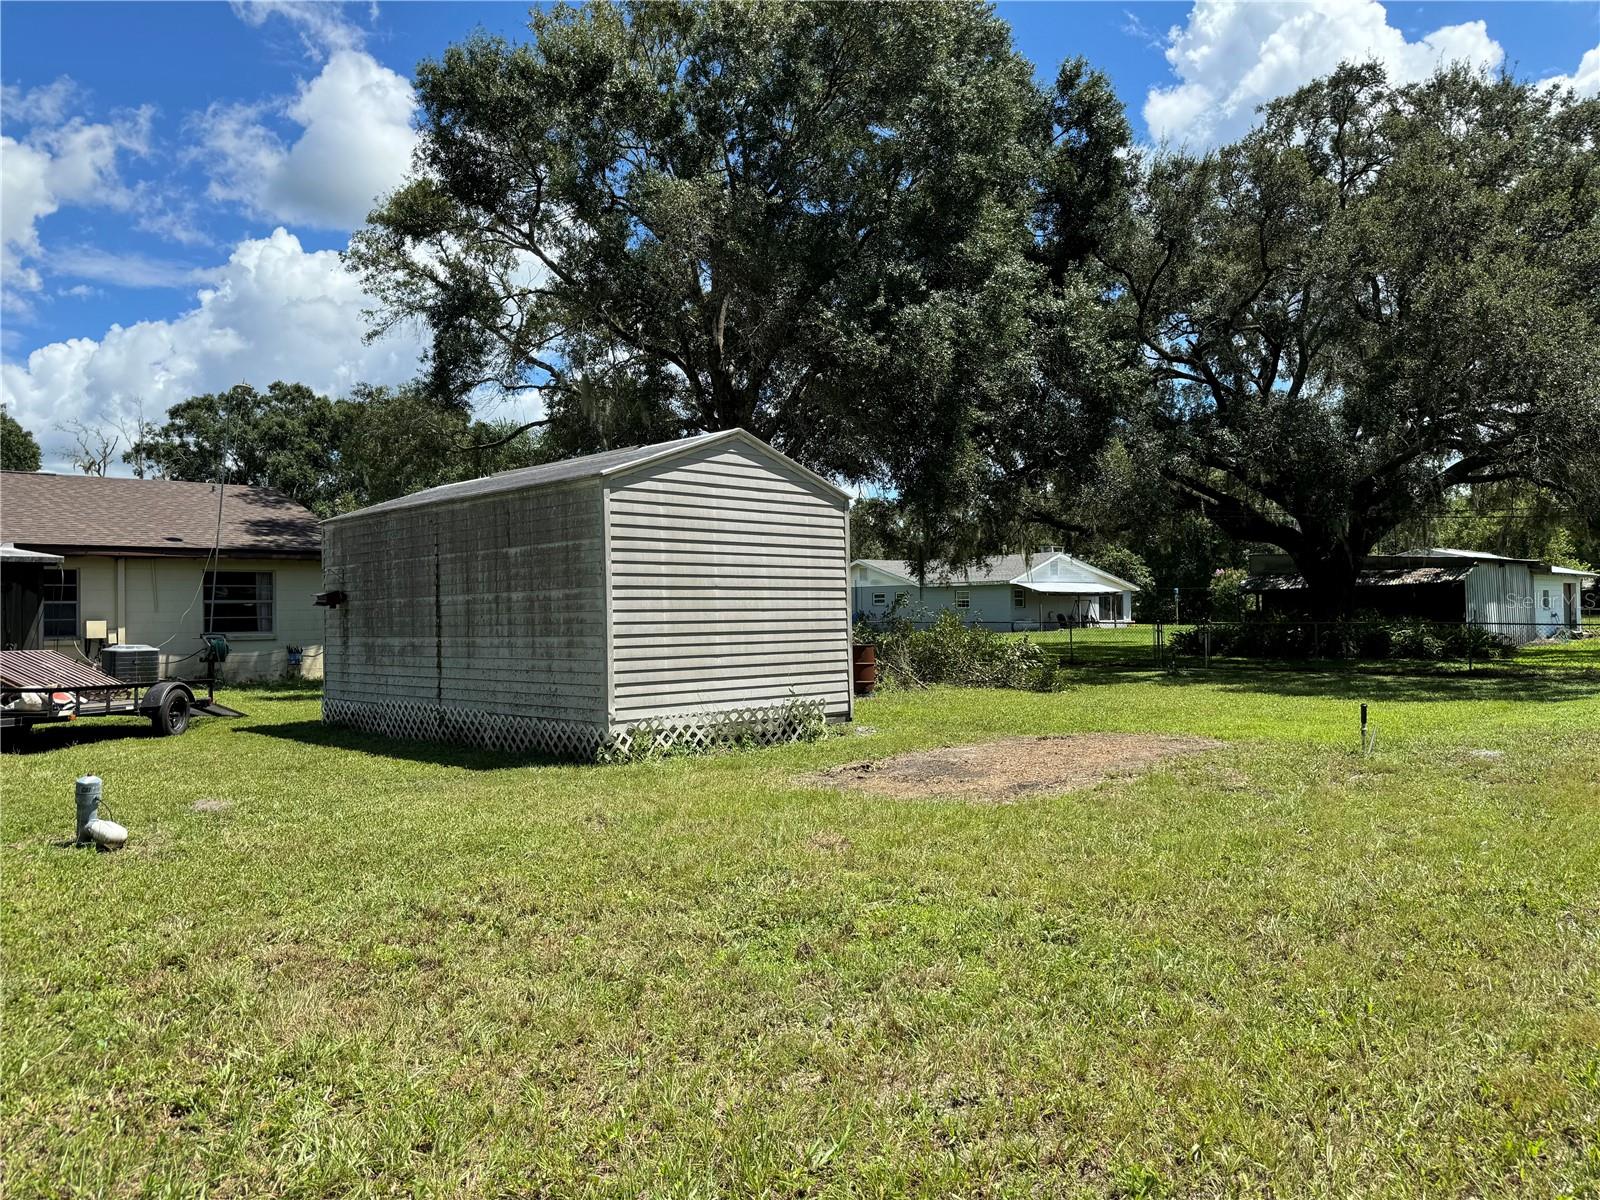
204 570 274 633
42 569 78 639
1542 588 1551 610
871 591 888 607
1012 587 1026 610
954 589 970 610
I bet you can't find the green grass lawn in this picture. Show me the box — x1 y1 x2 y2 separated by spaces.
4 672 1599 1198
1010 624 1600 673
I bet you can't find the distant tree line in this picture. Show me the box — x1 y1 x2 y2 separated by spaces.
16 2 1599 614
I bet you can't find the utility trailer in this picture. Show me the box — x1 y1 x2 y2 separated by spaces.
0 649 208 735
0 543 240 739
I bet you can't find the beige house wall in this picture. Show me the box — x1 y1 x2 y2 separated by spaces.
41 555 323 681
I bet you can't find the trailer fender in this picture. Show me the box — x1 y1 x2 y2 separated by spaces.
142 681 197 736
138 680 195 715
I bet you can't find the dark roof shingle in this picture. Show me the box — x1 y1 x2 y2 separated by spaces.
0 472 321 558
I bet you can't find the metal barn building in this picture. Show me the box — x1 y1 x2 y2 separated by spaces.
320 430 852 757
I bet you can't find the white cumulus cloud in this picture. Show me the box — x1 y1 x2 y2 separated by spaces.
1 227 427 471
1 76 86 127
1 99 153 309
1144 0 1505 148
198 49 417 231
229 0 369 60
0 107 151 307
1541 45 1600 99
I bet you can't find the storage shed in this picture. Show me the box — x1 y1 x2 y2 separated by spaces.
320 430 852 758
1242 547 1595 643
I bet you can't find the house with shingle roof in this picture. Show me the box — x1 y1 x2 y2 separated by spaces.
0 472 323 679
851 551 1139 630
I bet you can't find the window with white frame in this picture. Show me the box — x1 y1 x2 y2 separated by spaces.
954 589 970 610
204 570 274 633
42 568 78 639
871 591 888 606
1542 588 1552 610
1012 587 1026 609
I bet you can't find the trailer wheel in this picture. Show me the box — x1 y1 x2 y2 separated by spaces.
151 689 191 736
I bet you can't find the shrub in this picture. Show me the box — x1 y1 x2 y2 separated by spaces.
1208 567 1252 622
1170 618 1515 663
863 611 1051 690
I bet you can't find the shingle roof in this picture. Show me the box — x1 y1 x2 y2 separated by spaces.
855 554 1053 586
0 472 321 558
323 428 848 524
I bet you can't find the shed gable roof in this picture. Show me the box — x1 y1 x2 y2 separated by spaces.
324 429 847 524
0 472 321 558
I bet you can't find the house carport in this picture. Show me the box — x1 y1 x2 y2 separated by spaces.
1019 580 1130 627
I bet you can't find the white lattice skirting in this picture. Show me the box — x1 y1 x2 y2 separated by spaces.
322 696 827 762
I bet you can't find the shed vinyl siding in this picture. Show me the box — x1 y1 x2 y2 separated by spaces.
323 481 607 724
607 440 850 723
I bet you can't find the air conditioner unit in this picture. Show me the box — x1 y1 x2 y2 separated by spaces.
99 643 161 685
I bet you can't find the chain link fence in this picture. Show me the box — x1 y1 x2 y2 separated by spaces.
863 613 1598 676
1020 618 1600 675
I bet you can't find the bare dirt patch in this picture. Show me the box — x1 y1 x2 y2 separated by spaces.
799 734 1223 803
807 830 853 854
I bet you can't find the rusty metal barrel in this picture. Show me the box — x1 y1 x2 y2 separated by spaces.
852 643 878 696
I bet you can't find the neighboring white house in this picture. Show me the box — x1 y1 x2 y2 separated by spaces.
321 429 852 759
0 472 324 680
851 552 1139 630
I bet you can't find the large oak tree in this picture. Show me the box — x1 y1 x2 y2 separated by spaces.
1111 64 1600 614
348 0 1047 503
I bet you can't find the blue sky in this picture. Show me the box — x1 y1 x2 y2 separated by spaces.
2 0 1597 471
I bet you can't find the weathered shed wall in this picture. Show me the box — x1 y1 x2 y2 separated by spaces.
1465 562 1535 637
607 439 851 723
323 481 607 729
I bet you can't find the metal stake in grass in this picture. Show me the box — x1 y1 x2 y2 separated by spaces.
1360 703 1371 755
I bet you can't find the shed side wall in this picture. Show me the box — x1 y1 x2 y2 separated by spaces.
322 481 606 724
1465 562 1536 640
607 441 850 722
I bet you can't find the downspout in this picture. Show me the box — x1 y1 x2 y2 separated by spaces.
115 556 127 644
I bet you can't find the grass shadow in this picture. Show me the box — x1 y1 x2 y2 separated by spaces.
235 719 576 771
1057 664 1600 703
3 721 159 754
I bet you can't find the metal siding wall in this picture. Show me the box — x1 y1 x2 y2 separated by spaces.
1464 562 1535 641
322 481 607 724
607 442 850 722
